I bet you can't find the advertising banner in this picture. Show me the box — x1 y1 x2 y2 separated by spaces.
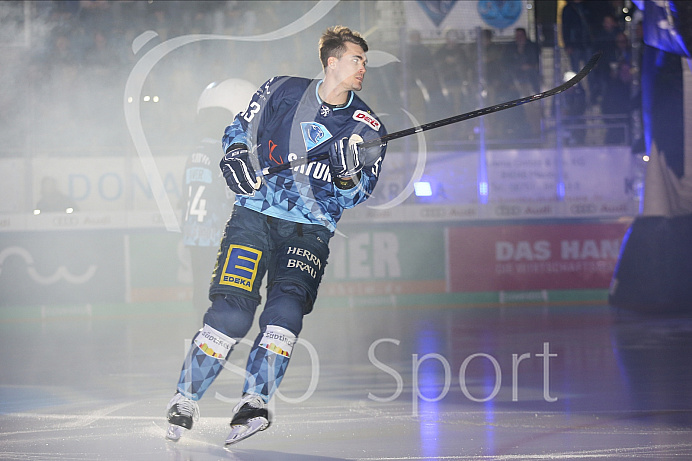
1 144 639 231
321 226 447 297
0 231 125 306
447 222 631 292
404 0 529 41
29 156 186 214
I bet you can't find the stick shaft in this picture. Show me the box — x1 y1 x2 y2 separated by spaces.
261 52 601 176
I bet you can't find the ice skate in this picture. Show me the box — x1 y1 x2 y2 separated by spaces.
165 393 200 442
224 394 271 447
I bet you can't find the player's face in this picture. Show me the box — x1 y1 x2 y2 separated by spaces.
333 42 367 92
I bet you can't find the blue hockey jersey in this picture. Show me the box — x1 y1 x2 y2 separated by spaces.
222 76 387 231
182 138 234 246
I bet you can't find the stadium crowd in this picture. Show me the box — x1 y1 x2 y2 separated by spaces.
0 0 641 158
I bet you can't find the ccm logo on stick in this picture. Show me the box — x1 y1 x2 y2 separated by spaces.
353 110 381 131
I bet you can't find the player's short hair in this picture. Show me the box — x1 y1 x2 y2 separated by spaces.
318 26 368 69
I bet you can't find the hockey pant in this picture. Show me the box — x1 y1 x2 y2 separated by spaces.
176 206 330 403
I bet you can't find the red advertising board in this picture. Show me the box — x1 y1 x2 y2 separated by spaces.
447 222 631 292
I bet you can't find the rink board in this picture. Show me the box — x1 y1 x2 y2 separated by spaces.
0 146 638 219
0 220 629 307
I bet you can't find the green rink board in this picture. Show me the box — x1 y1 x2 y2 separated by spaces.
0 289 610 322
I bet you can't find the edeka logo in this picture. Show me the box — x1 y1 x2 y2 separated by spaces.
220 245 261 292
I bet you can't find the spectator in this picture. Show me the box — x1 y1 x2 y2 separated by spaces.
601 60 633 145
595 14 621 58
504 27 542 136
434 29 470 115
406 30 447 122
612 31 632 65
505 27 541 93
592 14 622 103
479 28 504 80
562 0 594 75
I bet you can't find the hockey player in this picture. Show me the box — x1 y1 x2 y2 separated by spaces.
182 79 257 314
166 26 388 447
181 107 233 314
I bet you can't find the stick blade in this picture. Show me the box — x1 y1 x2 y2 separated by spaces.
560 52 603 92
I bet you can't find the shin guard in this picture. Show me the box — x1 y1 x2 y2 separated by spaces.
242 325 296 402
177 324 236 400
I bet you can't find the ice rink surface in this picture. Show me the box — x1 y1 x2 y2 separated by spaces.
2 300 692 460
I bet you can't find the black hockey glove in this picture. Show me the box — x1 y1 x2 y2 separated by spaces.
220 144 261 196
329 134 364 181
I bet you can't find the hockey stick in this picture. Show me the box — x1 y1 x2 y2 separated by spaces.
260 51 602 177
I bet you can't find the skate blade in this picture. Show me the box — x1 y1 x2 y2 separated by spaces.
224 417 269 448
165 424 185 442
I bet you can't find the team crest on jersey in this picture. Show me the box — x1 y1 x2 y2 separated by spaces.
300 122 333 151
353 110 381 131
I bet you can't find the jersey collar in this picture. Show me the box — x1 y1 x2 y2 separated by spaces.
315 80 353 110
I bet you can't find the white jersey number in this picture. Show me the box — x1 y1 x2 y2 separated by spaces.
243 102 261 123
371 157 383 178
185 185 208 223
